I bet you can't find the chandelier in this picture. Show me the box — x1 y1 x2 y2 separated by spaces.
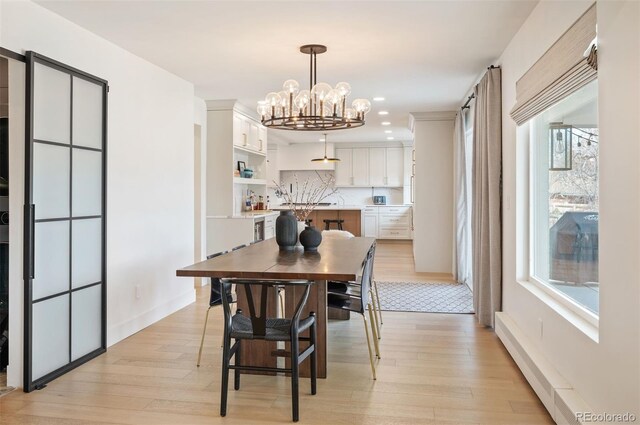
257 44 371 131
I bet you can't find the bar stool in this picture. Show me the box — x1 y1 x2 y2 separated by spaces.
323 219 344 230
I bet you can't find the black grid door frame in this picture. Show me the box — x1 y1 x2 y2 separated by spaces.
23 51 108 392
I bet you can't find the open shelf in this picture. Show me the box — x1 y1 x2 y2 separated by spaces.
233 145 266 157
234 177 266 185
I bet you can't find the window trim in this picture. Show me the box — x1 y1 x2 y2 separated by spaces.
523 112 600 338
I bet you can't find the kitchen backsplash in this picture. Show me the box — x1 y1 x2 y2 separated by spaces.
267 170 405 206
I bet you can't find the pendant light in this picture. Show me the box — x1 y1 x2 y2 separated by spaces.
311 133 340 163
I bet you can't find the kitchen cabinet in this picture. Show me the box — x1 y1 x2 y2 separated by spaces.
335 148 352 186
206 100 268 219
335 147 369 186
352 148 369 186
265 214 276 239
335 147 404 187
363 206 379 238
386 147 404 187
232 111 267 154
369 148 386 186
364 205 413 240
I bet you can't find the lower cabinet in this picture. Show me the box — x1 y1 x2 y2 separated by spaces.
265 214 276 239
364 207 379 238
365 206 413 240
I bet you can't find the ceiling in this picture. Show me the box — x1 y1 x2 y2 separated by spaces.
36 0 537 145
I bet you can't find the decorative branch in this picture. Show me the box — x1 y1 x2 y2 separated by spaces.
273 172 338 222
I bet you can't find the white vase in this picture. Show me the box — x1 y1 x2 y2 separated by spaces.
296 221 306 247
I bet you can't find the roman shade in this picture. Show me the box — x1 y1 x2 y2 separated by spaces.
510 4 597 125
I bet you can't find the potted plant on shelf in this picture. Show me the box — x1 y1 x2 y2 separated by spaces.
273 173 337 251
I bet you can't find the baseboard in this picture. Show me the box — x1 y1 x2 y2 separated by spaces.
107 290 196 347
495 312 594 425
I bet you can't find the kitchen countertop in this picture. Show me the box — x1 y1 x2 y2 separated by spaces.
272 205 364 211
272 204 412 210
208 211 279 219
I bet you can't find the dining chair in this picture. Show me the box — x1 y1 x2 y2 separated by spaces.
219 278 317 422
323 231 383 336
196 251 237 367
234 243 285 315
327 243 380 379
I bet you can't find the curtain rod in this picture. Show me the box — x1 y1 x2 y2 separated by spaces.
461 65 500 110
461 94 475 110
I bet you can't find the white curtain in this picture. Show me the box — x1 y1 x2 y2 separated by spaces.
472 67 502 327
453 110 472 287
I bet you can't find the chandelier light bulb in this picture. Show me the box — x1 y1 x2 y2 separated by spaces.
265 92 281 107
295 89 310 112
335 82 351 97
311 82 332 101
325 89 341 105
257 101 270 119
352 98 371 114
344 108 356 121
283 79 300 95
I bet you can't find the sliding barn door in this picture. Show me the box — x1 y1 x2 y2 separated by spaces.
23 52 107 392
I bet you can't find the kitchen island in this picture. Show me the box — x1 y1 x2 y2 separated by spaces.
272 206 362 236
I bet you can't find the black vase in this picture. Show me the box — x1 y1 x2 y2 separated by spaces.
299 225 322 252
276 210 298 250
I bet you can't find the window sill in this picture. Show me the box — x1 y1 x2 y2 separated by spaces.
516 279 599 343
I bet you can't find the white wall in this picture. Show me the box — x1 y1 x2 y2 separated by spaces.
499 0 639 416
410 112 455 274
1 1 196 387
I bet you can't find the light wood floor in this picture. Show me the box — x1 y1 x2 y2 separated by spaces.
373 240 456 283
0 241 552 424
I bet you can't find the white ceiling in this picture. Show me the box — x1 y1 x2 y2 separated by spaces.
35 0 537 145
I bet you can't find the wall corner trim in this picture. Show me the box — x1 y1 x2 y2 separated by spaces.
409 111 457 122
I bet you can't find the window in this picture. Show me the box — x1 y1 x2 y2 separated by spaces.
530 81 599 316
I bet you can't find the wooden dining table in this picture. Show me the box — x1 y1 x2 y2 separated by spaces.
176 236 376 379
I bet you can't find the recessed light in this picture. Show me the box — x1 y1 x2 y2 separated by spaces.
373 97 385 102
387 136 395 140
381 121 391 126
319 137 326 142
384 130 392 134
378 111 389 116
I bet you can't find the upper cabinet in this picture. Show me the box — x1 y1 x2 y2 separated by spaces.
232 111 266 154
385 147 404 187
335 147 404 187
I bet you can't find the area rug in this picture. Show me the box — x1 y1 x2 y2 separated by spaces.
376 281 474 314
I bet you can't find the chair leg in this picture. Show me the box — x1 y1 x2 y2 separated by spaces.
310 313 317 396
220 336 231 417
279 289 285 317
234 339 241 391
291 336 300 422
370 289 381 339
373 279 383 325
197 306 212 367
368 304 381 359
361 313 377 380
